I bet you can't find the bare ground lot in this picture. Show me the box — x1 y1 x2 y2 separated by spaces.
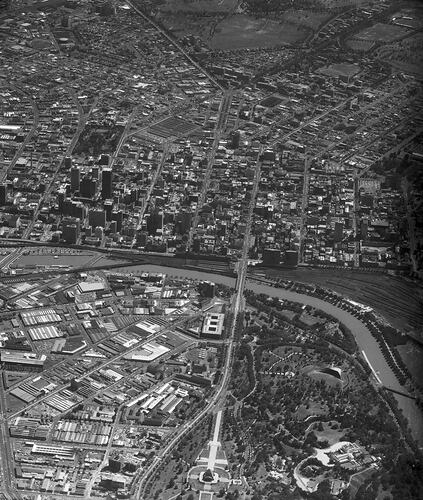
209 14 308 49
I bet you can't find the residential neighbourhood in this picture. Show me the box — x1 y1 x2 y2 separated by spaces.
0 0 422 498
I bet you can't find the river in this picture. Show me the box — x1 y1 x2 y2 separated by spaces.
118 263 423 446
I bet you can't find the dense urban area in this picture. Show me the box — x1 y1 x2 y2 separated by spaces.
0 0 422 499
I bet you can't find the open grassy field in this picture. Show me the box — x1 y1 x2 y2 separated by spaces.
209 14 307 49
280 9 330 30
317 62 360 78
312 421 345 446
391 7 423 30
158 0 238 13
349 467 377 498
377 33 423 78
353 23 409 43
346 38 375 52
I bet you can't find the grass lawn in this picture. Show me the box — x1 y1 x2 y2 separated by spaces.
346 38 375 52
312 421 345 446
354 23 408 43
295 401 328 420
7 394 26 414
280 9 330 30
259 267 423 332
396 341 423 389
159 0 238 13
209 14 307 49
349 466 375 497
317 62 360 78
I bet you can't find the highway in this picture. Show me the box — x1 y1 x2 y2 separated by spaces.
131 142 170 249
0 87 39 184
133 147 262 499
0 373 20 499
187 90 233 250
298 155 310 265
127 0 223 91
23 91 94 240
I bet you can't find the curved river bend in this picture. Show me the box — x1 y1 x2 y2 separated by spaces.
119 264 423 446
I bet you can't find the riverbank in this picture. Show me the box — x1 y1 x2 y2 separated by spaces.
118 263 423 446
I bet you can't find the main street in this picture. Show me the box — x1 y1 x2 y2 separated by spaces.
187 90 233 250
133 147 262 499
127 0 223 91
0 369 20 499
0 86 39 184
131 141 170 249
23 92 97 240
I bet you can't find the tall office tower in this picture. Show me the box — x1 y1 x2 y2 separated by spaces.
285 250 299 267
263 248 281 266
101 168 113 200
175 210 192 235
0 184 7 206
57 188 66 213
98 154 110 166
146 208 163 235
80 176 97 198
361 220 368 240
70 167 80 192
62 217 80 244
111 210 123 232
91 166 99 180
104 200 114 221
64 156 72 169
334 222 344 242
88 208 106 229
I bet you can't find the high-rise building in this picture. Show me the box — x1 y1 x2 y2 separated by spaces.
101 169 113 200
104 200 114 221
0 184 7 206
146 208 163 235
263 248 281 266
91 166 99 180
57 188 66 213
89 208 106 228
62 218 80 244
334 222 344 242
198 281 215 298
285 250 299 267
99 154 110 166
70 167 80 192
111 210 123 232
80 176 97 198
361 220 368 240
175 210 192 235
64 156 72 169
